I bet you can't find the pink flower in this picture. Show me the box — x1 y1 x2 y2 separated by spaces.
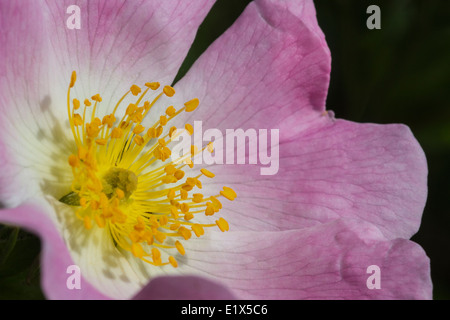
0 0 431 300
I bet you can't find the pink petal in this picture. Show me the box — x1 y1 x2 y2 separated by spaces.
172 0 331 139
133 275 236 300
209 119 427 240
0 203 109 299
0 0 214 124
44 0 215 88
180 219 432 299
0 0 215 205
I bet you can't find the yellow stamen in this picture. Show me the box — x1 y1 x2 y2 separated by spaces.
184 98 199 112
145 82 160 90
163 85 175 97
220 186 237 201
175 241 185 255
216 217 229 232
68 154 79 167
69 71 77 88
168 256 178 268
73 98 80 110
62 71 235 268
130 85 141 96
185 123 194 135
200 168 215 178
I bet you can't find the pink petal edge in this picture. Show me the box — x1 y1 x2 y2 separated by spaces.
0 202 109 299
180 218 432 299
133 275 236 300
209 119 427 240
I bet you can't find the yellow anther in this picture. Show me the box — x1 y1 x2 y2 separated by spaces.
192 224 204 237
160 115 168 126
129 230 141 243
126 103 137 116
154 232 166 244
170 206 179 219
220 186 237 201
133 124 145 135
170 222 180 230
159 215 169 226
91 94 102 102
147 127 156 138
174 170 185 180
175 240 185 255
182 183 194 192
132 243 145 258
180 189 188 200
80 197 88 208
102 114 116 128
169 256 178 268
170 199 180 208
180 203 190 213
68 154 79 167
130 84 141 96
95 139 107 146
156 126 163 137
119 121 129 129
90 200 99 210
205 203 215 216
167 189 176 200
169 126 177 138
111 127 123 139
216 217 229 232
152 248 161 263
164 164 176 175
158 138 166 147
99 192 109 208
163 85 175 97
86 122 100 139
184 98 199 112
166 106 176 117
200 168 215 178
132 111 143 124
73 98 80 110
83 216 92 230
93 117 102 127
186 177 196 187
73 114 83 126
134 135 144 146
136 215 145 226
184 212 194 220
178 226 192 240
161 175 177 184
145 82 160 90
116 188 125 199
185 123 194 135
84 99 92 107
69 71 77 88
145 233 154 246
192 193 203 203
210 196 222 210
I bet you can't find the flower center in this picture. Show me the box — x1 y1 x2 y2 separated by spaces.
60 71 236 267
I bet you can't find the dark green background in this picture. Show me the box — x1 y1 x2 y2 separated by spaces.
1 0 449 299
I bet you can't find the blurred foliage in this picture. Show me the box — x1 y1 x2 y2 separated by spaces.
0 226 43 299
1 0 449 299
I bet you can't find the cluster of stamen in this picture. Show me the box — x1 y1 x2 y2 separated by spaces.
63 71 235 267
